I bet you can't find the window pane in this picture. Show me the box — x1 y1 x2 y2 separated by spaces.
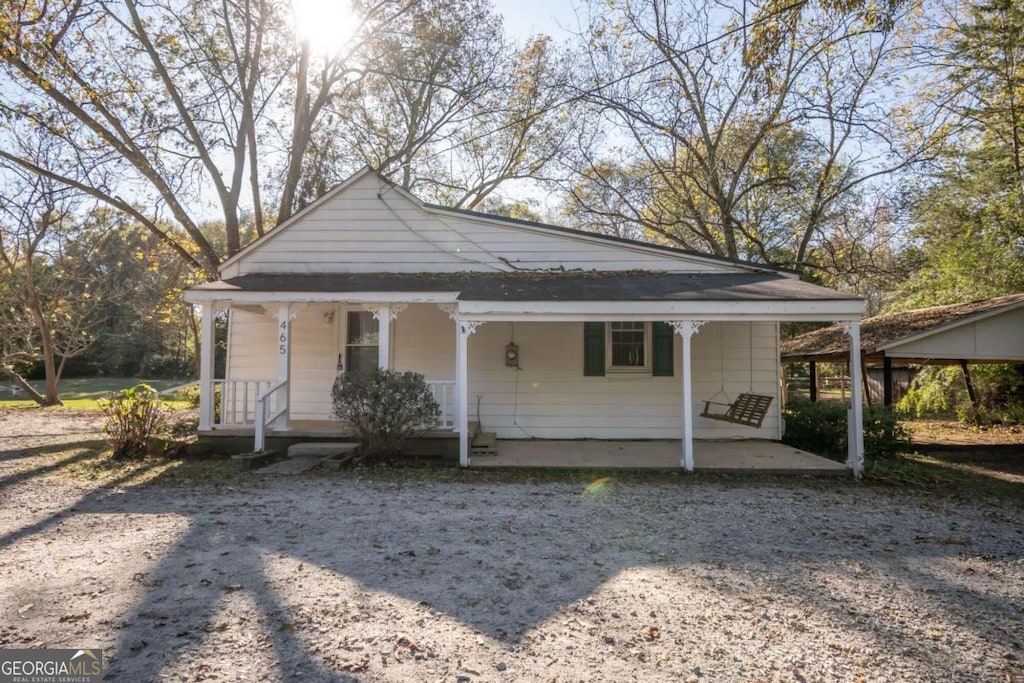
610 322 645 367
346 345 379 375
347 311 379 345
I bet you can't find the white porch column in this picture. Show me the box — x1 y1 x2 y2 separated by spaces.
276 305 293 431
669 321 705 471
367 304 407 369
843 320 866 477
457 319 484 467
198 303 216 431
439 305 460 431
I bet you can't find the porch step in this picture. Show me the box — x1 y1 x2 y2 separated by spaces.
287 442 360 458
471 432 498 456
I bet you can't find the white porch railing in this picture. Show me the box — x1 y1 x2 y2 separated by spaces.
427 380 455 429
212 379 274 426
202 377 453 438
254 380 289 452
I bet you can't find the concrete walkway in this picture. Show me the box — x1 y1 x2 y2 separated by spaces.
472 439 847 473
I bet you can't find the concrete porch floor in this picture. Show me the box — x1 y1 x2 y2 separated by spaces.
472 439 848 473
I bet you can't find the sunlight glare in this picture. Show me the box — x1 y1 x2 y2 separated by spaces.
292 0 360 54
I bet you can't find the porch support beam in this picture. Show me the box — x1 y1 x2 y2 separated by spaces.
198 303 216 431
882 355 893 406
457 319 484 467
809 361 818 402
841 320 865 477
669 320 705 472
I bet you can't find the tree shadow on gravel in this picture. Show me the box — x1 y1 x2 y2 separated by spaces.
0 440 106 489
69 479 1024 680
3 473 1022 681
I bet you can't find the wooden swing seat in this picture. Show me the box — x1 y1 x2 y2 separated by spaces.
700 393 773 429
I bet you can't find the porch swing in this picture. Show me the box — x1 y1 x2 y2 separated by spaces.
699 323 774 429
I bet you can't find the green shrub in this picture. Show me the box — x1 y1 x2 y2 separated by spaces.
331 369 440 458
783 399 911 461
898 364 1024 425
782 400 847 458
178 384 201 408
863 405 912 459
99 384 168 460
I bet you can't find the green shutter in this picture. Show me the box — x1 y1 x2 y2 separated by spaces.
652 322 674 376
583 322 605 376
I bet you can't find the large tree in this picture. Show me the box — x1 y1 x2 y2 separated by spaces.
895 0 1024 306
304 0 581 210
0 158 120 404
0 0 413 278
563 0 939 272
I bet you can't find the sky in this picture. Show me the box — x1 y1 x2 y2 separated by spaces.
491 0 583 43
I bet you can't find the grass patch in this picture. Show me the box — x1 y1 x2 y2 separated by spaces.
865 450 1024 498
51 448 242 488
0 377 193 409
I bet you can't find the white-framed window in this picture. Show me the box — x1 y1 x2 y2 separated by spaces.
345 311 379 374
606 321 650 373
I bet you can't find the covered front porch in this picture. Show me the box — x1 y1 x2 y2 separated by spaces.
184 271 867 475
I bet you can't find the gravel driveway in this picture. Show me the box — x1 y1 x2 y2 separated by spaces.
1 411 1022 682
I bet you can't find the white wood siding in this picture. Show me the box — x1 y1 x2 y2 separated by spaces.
222 172 745 277
225 309 275 384
227 304 781 437
227 305 339 421
885 307 1024 361
457 320 779 440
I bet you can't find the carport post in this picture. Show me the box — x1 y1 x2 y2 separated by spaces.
670 321 705 472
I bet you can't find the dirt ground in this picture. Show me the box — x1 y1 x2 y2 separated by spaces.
1 410 1022 682
908 419 1024 447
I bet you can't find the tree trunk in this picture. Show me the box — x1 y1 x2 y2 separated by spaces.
25 290 63 406
0 365 47 406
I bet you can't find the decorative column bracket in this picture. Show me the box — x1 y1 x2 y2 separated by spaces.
668 320 706 338
266 303 307 321
364 303 408 321
459 320 484 336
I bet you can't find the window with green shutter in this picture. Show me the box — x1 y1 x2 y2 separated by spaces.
584 322 673 377
652 321 674 376
583 322 605 376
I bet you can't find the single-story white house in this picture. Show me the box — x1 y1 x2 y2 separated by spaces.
184 168 867 473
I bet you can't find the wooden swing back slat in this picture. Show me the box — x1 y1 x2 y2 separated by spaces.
700 393 773 429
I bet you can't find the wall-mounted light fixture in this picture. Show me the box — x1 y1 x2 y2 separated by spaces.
505 342 519 368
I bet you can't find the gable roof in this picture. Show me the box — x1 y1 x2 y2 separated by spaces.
218 167 788 276
781 293 1024 361
420 202 793 275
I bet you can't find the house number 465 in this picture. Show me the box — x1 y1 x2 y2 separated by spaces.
279 321 288 354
